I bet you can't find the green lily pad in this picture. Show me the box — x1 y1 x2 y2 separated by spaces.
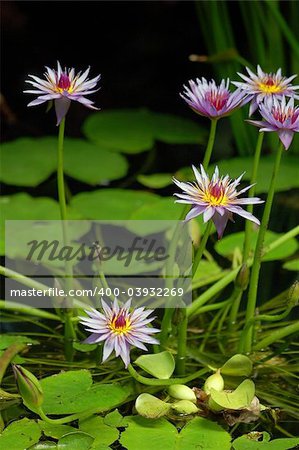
120 416 231 450
0 137 128 187
0 418 41 450
71 189 159 220
57 432 93 450
38 421 76 439
283 259 299 272
137 174 172 189
215 230 298 262
79 415 119 448
40 370 132 414
103 409 128 428
135 393 171 419
232 433 299 450
83 109 206 154
210 379 255 410
134 351 175 379
220 355 253 377
0 335 38 350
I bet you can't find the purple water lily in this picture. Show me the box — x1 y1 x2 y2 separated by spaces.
79 299 160 368
173 165 263 239
180 78 248 119
248 96 299 150
24 61 101 125
232 65 299 116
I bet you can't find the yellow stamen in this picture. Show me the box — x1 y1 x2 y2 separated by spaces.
258 82 283 94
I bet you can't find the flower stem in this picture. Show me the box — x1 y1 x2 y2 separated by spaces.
175 308 188 376
57 118 76 361
242 131 264 262
253 321 299 351
202 119 218 170
127 363 208 386
241 142 284 354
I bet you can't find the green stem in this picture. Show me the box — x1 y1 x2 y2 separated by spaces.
242 142 284 354
202 119 218 170
175 309 188 376
192 221 213 278
253 321 299 351
57 118 75 361
0 300 60 321
243 132 264 262
127 363 208 386
228 287 243 331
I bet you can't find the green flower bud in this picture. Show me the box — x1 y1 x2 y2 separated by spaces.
167 384 197 403
12 364 44 412
203 369 224 395
171 400 199 415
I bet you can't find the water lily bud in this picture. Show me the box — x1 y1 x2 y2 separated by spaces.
235 264 250 291
204 369 224 395
167 384 197 403
12 364 44 412
287 281 299 307
171 400 199 415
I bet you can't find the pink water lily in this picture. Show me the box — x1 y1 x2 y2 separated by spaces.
173 165 263 238
24 61 101 125
248 96 299 150
180 78 249 119
79 299 160 368
232 65 299 116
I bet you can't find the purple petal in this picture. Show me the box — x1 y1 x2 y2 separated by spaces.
226 205 260 225
278 130 294 150
203 206 215 222
212 211 229 239
184 205 206 222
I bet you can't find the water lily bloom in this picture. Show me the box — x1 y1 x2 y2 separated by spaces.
79 299 160 368
180 78 248 119
24 61 100 125
173 165 263 238
232 65 299 116
248 97 299 150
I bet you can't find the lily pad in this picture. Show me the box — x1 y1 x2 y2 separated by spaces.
137 173 172 189
134 351 175 379
0 418 41 450
38 421 76 439
283 259 299 272
120 416 231 450
71 189 159 220
40 370 132 414
210 379 255 410
232 433 299 450
221 355 253 377
79 415 119 448
135 393 171 419
57 432 93 450
215 230 298 262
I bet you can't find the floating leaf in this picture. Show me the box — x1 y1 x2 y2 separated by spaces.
104 409 128 428
83 109 154 153
215 230 298 262
63 138 128 185
0 137 57 186
0 418 41 450
0 335 38 350
137 173 172 189
40 370 132 414
134 352 175 379
120 416 231 450
38 421 75 439
0 137 127 187
210 379 255 410
232 433 299 450
221 355 253 377
79 415 119 448
135 393 171 419
57 431 93 450
283 259 299 272
71 189 159 220
150 112 207 144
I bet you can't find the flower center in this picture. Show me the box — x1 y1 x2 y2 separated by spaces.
110 313 131 334
57 73 73 93
205 90 228 111
203 182 227 206
258 77 282 94
272 106 297 124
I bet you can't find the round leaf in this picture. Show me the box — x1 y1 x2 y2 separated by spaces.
83 109 154 153
71 189 159 220
150 112 207 144
0 418 41 450
57 432 93 450
134 351 175 379
137 174 172 189
221 354 253 377
210 379 255 410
